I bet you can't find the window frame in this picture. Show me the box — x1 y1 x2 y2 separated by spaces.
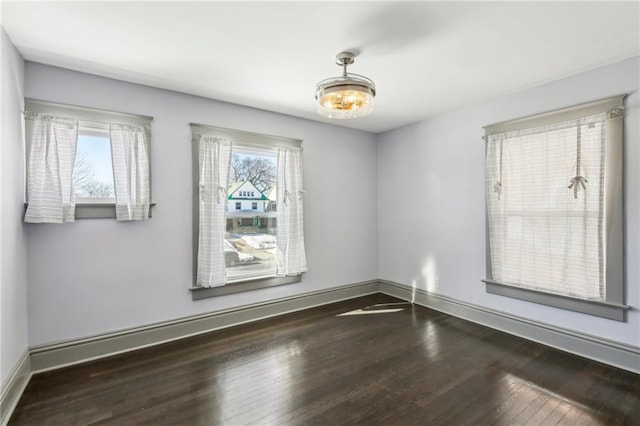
24 98 155 219
190 123 303 299
482 95 628 321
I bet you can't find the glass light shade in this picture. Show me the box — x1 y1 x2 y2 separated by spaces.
315 76 375 119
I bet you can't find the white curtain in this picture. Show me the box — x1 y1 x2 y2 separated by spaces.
486 113 606 300
197 136 232 287
110 124 151 221
276 146 308 276
24 114 79 223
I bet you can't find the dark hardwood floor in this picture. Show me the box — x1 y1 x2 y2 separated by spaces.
9 294 640 425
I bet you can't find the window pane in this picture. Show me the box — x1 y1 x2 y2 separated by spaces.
74 133 114 199
226 151 277 280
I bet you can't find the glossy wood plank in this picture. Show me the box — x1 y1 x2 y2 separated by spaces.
8 294 640 425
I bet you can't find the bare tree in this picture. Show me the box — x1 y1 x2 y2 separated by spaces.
81 181 114 197
231 155 276 193
74 153 95 189
74 153 114 198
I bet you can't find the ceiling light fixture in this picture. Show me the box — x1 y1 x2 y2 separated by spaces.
315 52 376 119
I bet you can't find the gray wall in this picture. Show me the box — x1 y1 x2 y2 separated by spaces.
378 57 639 347
24 63 379 347
1 29 28 385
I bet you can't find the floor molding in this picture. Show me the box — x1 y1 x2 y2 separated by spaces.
4 279 638 423
29 280 380 373
379 279 640 374
1 350 31 426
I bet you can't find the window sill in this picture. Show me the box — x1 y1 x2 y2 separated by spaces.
483 279 629 321
24 203 156 219
190 275 301 300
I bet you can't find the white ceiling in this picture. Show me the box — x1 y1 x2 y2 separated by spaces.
2 1 639 134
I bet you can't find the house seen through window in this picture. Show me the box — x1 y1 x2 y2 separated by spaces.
225 150 277 281
192 124 306 296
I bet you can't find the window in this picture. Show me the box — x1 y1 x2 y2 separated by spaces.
235 202 241 210
24 99 153 221
191 124 307 299
226 149 277 281
74 130 115 202
483 95 627 321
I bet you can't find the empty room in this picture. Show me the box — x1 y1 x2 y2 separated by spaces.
1 1 639 425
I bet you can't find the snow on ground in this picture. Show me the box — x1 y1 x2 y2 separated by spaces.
240 234 276 249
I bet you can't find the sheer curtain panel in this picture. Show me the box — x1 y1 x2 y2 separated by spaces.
486 113 607 301
110 124 151 220
24 114 79 223
197 136 232 287
276 146 308 276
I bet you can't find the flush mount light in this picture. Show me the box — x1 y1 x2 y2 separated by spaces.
315 52 376 119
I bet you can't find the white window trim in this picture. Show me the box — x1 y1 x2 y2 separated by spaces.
24 98 155 219
482 95 628 321
190 123 303 299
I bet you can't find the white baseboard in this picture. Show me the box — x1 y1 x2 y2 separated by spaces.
379 279 640 374
1 350 31 426
29 280 380 373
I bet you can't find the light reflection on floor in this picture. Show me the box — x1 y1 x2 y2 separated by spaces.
336 302 410 316
493 371 603 424
421 319 441 360
215 341 302 424
337 308 404 316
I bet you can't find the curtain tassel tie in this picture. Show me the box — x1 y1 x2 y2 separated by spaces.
216 186 227 204
493 181 502 200
568 176 587 199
